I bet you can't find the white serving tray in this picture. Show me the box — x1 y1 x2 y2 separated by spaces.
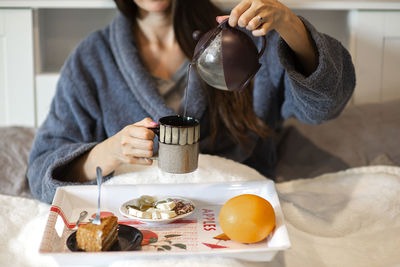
40 181 290 266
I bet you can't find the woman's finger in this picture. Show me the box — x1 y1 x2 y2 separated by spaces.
246 14 266 31
237 5 258 28
229 0 252 27
216 15 229 24
252 21 273 36
122 147 153 158
121 135 153 150
133 157 153 165
134 117 158 128
127 126 155 140
123 156 153 165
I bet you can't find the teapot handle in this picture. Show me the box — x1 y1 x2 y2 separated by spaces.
258 36 266 59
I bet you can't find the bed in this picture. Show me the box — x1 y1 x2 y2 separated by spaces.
1 100 399 267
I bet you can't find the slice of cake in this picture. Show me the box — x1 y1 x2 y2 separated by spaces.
76 215 118 252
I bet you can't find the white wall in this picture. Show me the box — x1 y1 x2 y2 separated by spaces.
0 9 35 127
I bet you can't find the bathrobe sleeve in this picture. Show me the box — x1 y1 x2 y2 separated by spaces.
27 49 111 204
276 17 356 124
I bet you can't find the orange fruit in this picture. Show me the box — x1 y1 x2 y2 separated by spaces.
219 194 275 243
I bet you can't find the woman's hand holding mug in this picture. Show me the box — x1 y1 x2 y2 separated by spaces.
108 117 157 166
90 115 199 178
63 118 157 182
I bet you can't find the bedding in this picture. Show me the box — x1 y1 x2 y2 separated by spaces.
0 127 34 198
275 99 400 181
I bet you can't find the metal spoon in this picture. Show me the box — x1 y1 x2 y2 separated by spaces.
72 211 88 231
92 167 102 225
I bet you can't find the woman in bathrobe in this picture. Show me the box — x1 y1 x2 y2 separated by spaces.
27 0 355 203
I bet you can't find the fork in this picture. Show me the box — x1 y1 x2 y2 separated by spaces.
92 166 103 225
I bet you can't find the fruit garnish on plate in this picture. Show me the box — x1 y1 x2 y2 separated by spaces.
219 194 276 244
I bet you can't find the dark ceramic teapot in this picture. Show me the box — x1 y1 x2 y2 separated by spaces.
193 19 266 92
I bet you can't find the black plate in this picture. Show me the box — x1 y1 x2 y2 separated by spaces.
66 224 143 252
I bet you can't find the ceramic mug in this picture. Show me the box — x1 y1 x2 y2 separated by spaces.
150 115 200 174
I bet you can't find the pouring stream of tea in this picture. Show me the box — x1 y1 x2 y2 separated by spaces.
182 63 194 118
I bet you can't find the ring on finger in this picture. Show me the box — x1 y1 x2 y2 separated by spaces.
258 15 265 24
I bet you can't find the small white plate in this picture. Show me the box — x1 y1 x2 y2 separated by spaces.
119 196 195 225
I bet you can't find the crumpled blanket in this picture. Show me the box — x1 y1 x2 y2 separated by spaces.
2 155 400 267
0 127 35 198
272 166 400 267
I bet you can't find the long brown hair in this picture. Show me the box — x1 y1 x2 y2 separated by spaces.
114 0 272 148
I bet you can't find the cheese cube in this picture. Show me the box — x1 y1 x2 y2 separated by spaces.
135 210 144 218
142 211 152 219
156 202 176 211
128 207 139 216
146 208 155 213
160 210 177 219
133 210 151 219
152 210 161 219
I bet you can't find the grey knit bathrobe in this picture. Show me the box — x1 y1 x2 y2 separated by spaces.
27 13 355 203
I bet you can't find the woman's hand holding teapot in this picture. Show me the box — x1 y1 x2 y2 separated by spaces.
217 0 292 37
217 0 318 75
